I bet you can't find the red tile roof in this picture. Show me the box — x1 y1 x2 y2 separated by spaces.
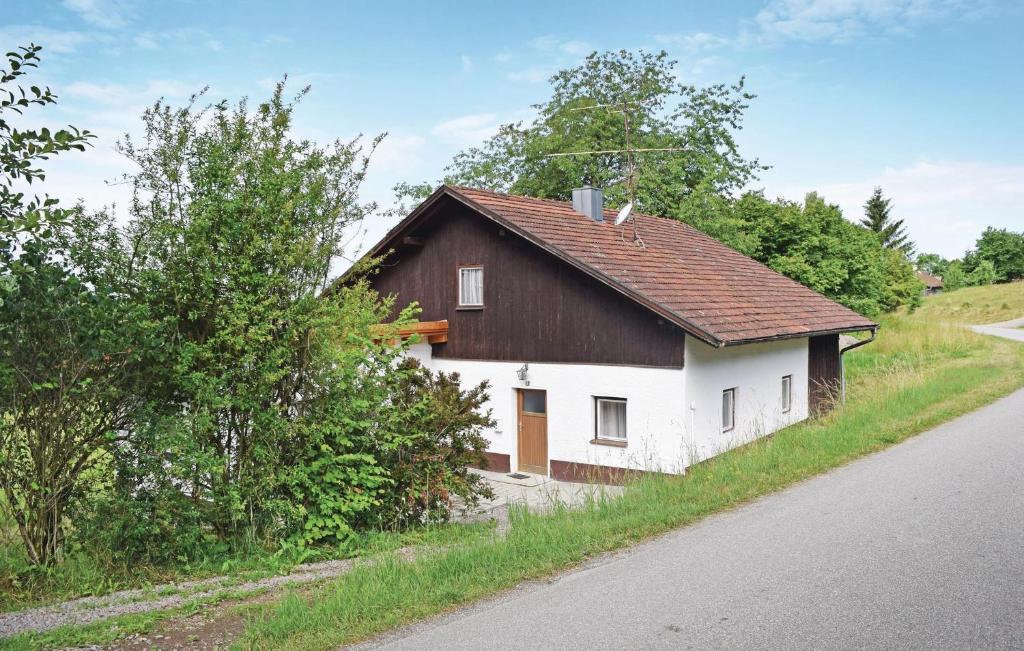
916 270 943 288
375 185 877 347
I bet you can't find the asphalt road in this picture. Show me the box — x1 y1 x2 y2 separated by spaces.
972 317 1024 343
365 387 1024 650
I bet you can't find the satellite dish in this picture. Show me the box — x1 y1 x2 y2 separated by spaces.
614 202 633 226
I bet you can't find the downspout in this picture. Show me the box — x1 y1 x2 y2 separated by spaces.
839 327 878 403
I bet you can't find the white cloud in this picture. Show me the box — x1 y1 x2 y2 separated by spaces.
559 40 593 56
753 0 989 44
653 31 730 51
133 33 158 49
256 71 338 92
773 160 1024 258
61 0 132 30
369 133 427 176
430 113 500 146
494 51 513 63
528 35 593 56
0 26 97 53
65 79 194 107
461 55 474 73
507 66 551 83
127 27 226 52
528 35 561 51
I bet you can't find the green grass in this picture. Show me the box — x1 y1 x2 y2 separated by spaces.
0 510 488 614
0 586 267 651
910 280 1023 325
3 284 1022 648
236 288 1024 650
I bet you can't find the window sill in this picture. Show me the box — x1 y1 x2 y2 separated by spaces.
590 437 627 448
456 305 484 311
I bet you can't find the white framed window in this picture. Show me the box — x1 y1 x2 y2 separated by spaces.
781 375 792 413
722 388 736 432
595 397 627 441
458 266 483 308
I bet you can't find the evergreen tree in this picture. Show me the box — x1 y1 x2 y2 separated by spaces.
861 187 914 255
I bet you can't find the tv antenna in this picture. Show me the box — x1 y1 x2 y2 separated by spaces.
542 98 684 249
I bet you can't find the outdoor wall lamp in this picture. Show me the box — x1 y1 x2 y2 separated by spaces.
516 363 530 386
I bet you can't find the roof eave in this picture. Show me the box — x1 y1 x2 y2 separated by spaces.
719 323 879 347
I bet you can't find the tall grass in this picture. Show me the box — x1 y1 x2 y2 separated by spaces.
238 294 1024 650
909 280 1023 325
0 508 481 613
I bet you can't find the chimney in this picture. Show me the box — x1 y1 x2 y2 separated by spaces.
572 185 604 222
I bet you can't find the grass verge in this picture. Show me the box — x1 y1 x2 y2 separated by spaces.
0 586 268 651
0 511 488 614
238 289 1024 650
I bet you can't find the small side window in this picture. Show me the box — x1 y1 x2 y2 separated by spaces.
781 375 792 413
595 398 627 441
458 266 483 308
722 388 736 432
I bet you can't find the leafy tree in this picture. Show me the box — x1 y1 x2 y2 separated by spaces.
0 209 152 565
442 50 766 215
971 227 1024 282
1 45 93 245
739 192 889 316
113 83 388 545
942 261 969 291
861 187 914 255
915 252 949 277
0 45 123 566
967 259 998 286
101 83 494 555
881 247 923 312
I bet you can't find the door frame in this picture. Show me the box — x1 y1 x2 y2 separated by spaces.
516 388 548 475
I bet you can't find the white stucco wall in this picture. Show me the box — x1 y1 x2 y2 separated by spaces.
407 335 810 475
682 337 809 463
408 343 689 474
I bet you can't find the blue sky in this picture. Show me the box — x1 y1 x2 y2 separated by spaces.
6 0 1024 259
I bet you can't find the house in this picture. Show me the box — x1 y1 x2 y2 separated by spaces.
361 185 878 482
917 270 943 295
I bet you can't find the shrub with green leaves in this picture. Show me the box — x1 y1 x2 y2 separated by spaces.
78 82 496 559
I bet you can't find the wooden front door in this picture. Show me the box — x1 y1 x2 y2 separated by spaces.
517 389 548 475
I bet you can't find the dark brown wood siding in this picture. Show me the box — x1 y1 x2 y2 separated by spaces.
808 334 840 415
368 200 685 367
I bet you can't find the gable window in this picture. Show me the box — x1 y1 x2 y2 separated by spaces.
458 266 483 308
595 397 627 441
722 388 736 432
781 375 792 413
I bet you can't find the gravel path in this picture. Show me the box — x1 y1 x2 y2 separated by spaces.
0 558 364 639
0 496 514 640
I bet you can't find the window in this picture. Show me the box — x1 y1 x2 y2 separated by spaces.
521 389 546 414
458 266 483 307
781 375 792 413
595 398 627 441
722 388 736 432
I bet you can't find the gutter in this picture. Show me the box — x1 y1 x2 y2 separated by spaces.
839 326 878 402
